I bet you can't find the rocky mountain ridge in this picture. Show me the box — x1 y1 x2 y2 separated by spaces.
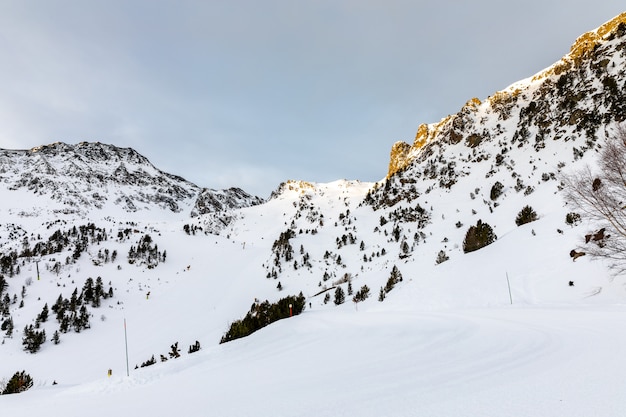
0 141 263 218
374 12 626 213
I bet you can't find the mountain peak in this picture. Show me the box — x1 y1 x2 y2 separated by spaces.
384 12 626 186
0 141 263 218
531 12 626 82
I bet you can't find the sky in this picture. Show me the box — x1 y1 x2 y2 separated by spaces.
0 1 623 198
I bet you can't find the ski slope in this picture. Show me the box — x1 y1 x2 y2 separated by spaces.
3 304 626 417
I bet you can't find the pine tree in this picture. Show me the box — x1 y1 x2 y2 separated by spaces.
353 285 370 303
378 287 386 302
400 240 411 258
75 305 90 331
69 288 79 312
384 265 403 293
22 325 45 353
38 303 49 323
82 277 94 304
51 294 63 315
94 277 104 306
334 286 345 305
60 315 70 333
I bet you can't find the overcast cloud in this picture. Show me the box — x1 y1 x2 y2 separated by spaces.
0 1 623 197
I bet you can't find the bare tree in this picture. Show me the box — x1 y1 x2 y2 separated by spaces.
562 125 626 274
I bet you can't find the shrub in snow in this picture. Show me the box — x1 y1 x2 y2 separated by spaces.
1 316 13 337
140 355 156 368
463 220 497 253
188 340 201 354
435 250 449 265
220 293 306 344
565 212 581 226
1 371 33 395
490 181 504 200
515 205 538 226
169 342 181 359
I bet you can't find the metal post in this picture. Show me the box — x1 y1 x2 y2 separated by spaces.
124 318 129 377
506 272 513 305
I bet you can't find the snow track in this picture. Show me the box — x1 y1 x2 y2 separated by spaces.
4 305 626 417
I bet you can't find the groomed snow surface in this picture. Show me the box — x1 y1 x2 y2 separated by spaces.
3 306 626 417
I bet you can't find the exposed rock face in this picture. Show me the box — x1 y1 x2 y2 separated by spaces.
191 187 264 217
268 180 317 201
370 12 626 209
387 141 411 178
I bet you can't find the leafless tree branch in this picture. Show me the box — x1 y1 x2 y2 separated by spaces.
562 124 626 275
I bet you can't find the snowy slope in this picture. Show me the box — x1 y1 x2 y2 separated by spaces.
1 12 626 417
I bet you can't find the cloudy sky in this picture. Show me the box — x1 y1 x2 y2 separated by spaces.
0 1 623 197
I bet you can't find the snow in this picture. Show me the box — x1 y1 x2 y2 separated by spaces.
0 171 624 417
3 306 626 417
2 20 626 416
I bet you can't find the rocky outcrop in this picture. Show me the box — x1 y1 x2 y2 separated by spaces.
370 13 626 210
191 187 263 217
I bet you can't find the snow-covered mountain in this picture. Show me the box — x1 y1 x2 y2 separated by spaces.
380 12 626 206
0 141 263 218
1 12 626 417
